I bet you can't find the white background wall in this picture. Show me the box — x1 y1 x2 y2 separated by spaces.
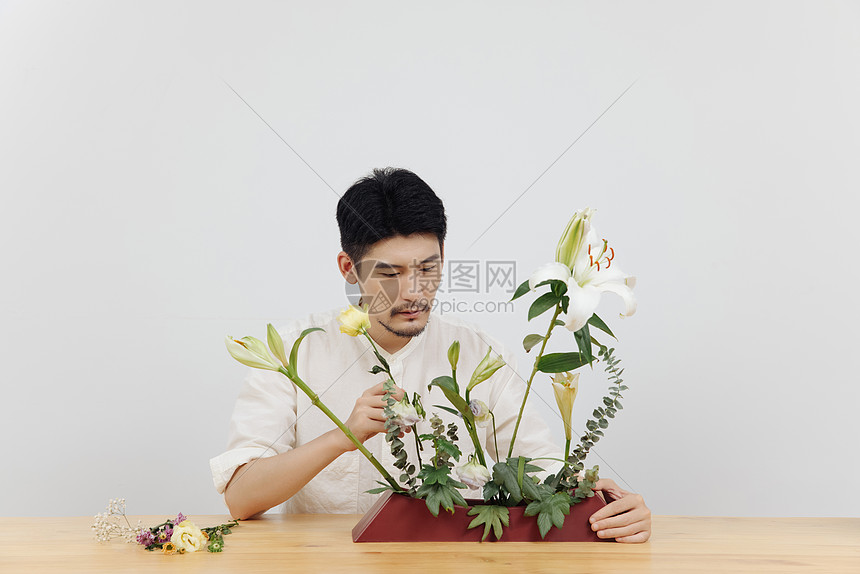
1 1 858 518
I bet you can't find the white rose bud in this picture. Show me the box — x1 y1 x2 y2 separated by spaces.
390 397 422 428
469 399 492 428
456 458 492 490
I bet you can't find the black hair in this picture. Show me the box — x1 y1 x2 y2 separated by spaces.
336 167 447 263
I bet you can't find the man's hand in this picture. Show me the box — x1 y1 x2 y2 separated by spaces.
588 478 651 543
336 381 406 452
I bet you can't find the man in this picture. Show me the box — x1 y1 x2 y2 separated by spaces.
210 167 651 542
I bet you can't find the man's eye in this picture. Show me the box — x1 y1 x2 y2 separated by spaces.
379 272 398 277
421 266 437 273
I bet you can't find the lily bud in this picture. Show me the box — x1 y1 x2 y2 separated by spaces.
225 335 282 371
551 371 580 440
266 323 289 368
447 340 461 371
467 346 506 391
555 208 595 270
338 304 371 337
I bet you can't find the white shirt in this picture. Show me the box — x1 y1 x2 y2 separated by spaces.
209 307 563 514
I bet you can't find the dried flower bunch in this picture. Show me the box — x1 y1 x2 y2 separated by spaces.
92 499 239 554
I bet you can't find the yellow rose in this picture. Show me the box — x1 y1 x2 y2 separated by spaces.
170 520 208 553
338 304 371 337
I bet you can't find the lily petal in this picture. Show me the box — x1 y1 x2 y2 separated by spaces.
595 276 637 318
528 262 571 291
563 279 601 332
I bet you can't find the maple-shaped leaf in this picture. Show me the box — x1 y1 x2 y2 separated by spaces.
467 505 510 541
524 491 572 538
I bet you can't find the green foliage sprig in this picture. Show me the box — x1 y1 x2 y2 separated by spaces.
414 414 469 516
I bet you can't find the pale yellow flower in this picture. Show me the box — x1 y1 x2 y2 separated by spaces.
338 304 371 337
170 520 208 553
551 372 580 440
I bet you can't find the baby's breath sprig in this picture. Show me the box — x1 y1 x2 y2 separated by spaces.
91 498 142 544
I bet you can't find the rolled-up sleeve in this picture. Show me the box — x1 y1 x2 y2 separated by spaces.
209 367 298 495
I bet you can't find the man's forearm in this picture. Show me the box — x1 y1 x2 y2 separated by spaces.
224 430 349 520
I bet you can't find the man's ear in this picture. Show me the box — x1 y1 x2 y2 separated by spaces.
337 251 357 284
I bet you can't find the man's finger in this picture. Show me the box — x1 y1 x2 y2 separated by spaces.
615 530 651 543
590 505 649 532
589 493 641 523
595 520 651 541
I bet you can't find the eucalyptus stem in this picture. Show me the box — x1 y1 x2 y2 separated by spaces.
412 425 423 467
507 304 562 458
278 367 404 492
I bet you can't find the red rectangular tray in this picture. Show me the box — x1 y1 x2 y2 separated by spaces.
352 490 609 542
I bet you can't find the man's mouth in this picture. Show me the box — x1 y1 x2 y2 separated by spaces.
397 308 425 318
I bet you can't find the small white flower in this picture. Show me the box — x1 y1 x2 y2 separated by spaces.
390 397 422 428
469 399 493 428
455 458 492 489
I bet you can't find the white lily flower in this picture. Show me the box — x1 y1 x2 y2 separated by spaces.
562 225 636 332
528 211 636 333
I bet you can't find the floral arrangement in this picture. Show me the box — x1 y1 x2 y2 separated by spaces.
92 498 239 553
226 208 635 540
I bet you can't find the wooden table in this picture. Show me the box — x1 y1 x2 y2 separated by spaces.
1 514 858 573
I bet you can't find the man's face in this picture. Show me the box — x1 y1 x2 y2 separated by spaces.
351 233 443 339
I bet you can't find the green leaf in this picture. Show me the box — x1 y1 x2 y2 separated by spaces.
522 334 545 353
528 292 559 321
554 319 566 327
365 487 390 494
369 365 385 374
428 375 469 416
288 327 325 377
573 323 593 366
432 405 461 416
524 491 571 538
588 314 616 339
492 462 522 504
550 279 568 298
467 505 510 541
372 349 390 372
510 279 530 301
482 481 501 501
537 352 593 373
416 482 467 516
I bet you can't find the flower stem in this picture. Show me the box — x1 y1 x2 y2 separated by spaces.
490 412 499 463
278 367 404 492
564 438 571 462
507 304 562 458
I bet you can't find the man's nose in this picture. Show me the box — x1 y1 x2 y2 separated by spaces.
399 274 421 303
